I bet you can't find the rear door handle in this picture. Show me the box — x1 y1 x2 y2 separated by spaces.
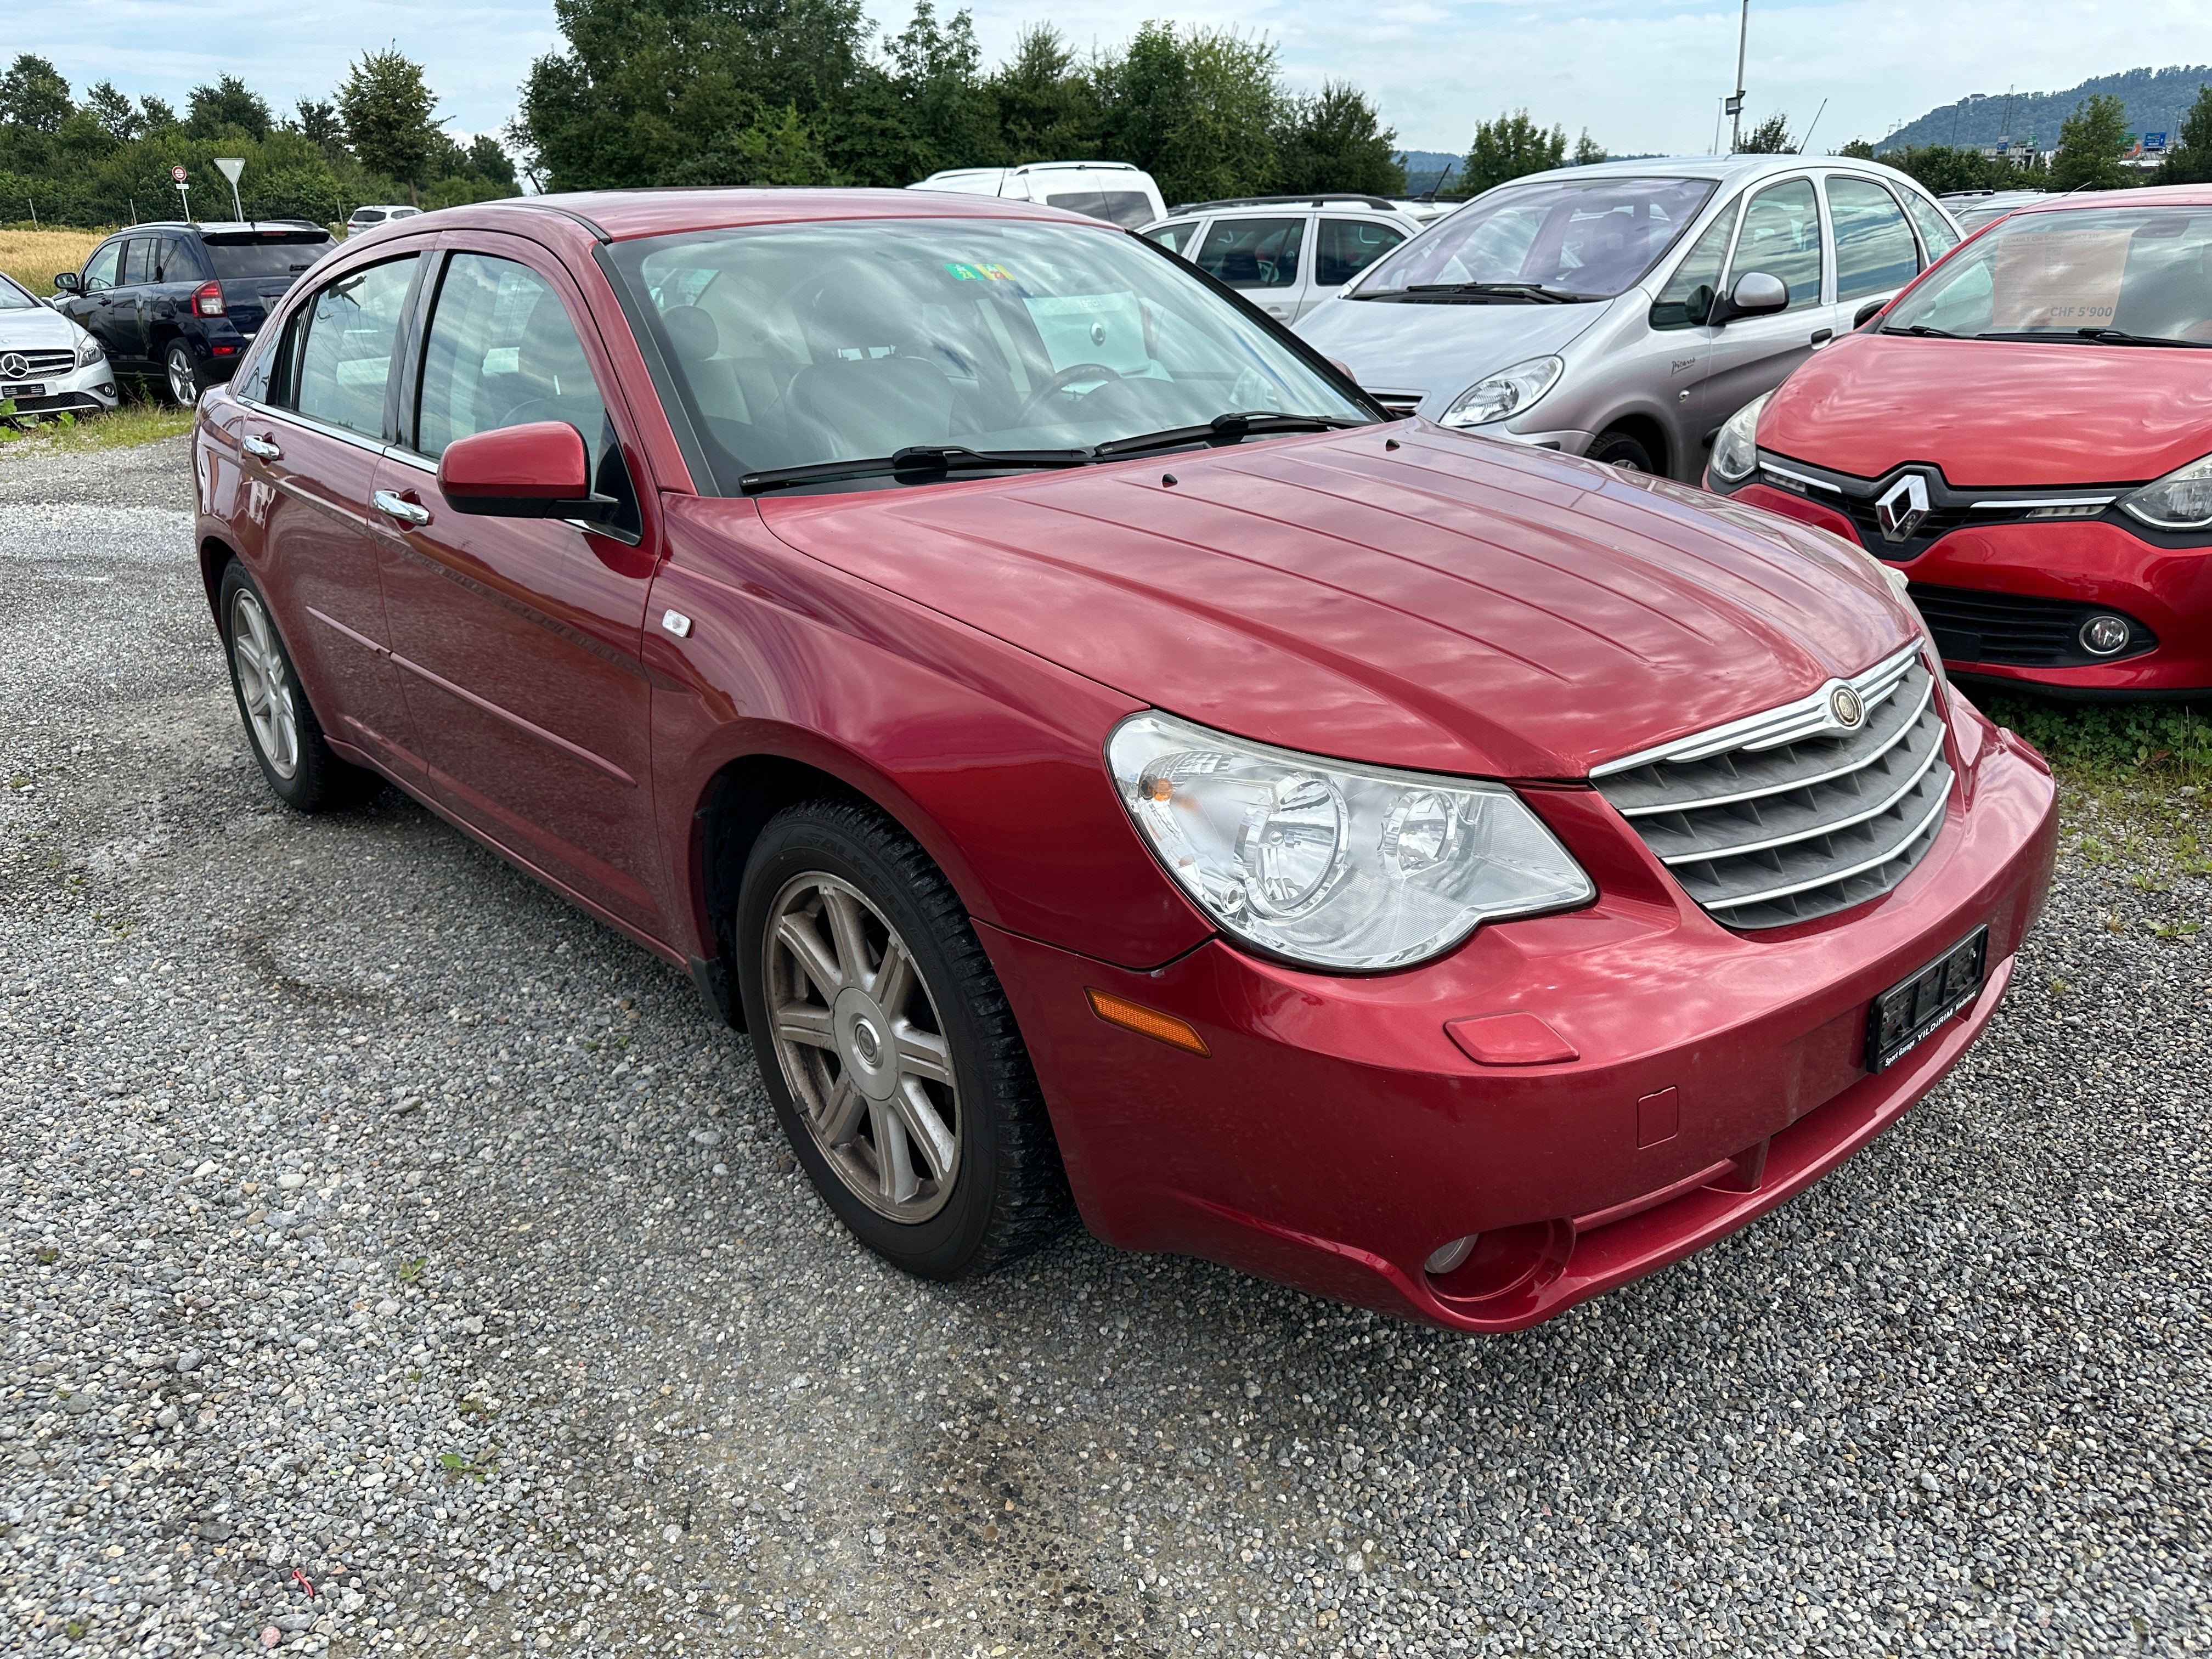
371 489 431 527
241 435 281 460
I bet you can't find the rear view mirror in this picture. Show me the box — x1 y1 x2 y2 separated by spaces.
1853 297 1887 330
1712 271 1788 326
52 272 80 293
437 421 616 522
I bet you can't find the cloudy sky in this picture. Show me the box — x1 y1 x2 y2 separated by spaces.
22 0 2212 156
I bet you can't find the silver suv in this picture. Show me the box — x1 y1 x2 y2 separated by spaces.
1140 196 1424 325
1295 155 1963 479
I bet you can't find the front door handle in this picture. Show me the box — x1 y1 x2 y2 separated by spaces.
241 435 281 461
371 489 431 527
1809 328 1835 347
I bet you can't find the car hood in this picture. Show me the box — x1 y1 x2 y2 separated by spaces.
1760 332 2212 487
754 425 1916 780
0 304 82 351
1293 294 1616 410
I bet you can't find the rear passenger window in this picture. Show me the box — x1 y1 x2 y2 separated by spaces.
1315 219 1407 288
1195 217 1305 289
1901 192 1961 263
120 240 154 287
1829 178 1920 301
414 253 639 535
288 255 418 439
1729 178 1824 311
155 237 200 283
1144 219 1202 255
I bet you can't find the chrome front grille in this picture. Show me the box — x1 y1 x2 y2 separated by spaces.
1592 645 1952 929
3 348 75 378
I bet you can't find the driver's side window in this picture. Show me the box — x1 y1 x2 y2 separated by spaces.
82 241 122 294
1725 178 1825 312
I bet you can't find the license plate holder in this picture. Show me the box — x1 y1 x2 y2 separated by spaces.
2 382 46 399
1866 925 1988 1073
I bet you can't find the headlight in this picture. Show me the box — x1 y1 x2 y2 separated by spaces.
1709 392 1769 484
2119 453 2212 530
1438 356 1564 430
1107 712 1594 971
76 337 104 368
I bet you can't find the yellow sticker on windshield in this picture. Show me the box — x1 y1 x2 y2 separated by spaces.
944 262 1013 281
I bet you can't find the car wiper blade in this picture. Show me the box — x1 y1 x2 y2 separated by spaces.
738 445 1092 495
1881 323 1961 337
1398 281 1594 303
1971 328 2212 348
1093 410 1368 459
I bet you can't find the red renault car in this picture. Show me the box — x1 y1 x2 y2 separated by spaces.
191 189 2056 1333
1706 184 2212 698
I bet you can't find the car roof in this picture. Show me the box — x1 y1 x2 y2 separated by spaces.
426 188 1110 245
2002 182 2212 215
1498 154 1916 190
1164 194 1406 216
107 219 329 238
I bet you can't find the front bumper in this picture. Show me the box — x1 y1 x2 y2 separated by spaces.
1724 482 2212 695
983 710 2056 1333
4 355 118 416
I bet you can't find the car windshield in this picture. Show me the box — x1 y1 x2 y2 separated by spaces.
0 275 36 310
1351 176 1717 300
204 236 331 279
612 217 1367 493
1885 206 2212 343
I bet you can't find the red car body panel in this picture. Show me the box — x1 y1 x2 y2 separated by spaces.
192 189 2061 1331
1716 184 2212 694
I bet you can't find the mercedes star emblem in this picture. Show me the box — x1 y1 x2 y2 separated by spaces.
1830 685 1865 730
0 352 26 380
1875 472 1932 543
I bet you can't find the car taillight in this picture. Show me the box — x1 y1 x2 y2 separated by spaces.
192 281 225 318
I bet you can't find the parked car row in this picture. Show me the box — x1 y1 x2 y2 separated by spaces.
189 186 2056 1335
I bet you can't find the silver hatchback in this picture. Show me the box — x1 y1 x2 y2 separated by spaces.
1294 155 1963 481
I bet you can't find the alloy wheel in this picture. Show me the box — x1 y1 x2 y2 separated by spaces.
228 589 300 778
166 346 198 407
763 872 960 1222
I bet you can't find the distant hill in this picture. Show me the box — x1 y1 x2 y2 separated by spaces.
1396 150 1462 193
1877 65 2212 152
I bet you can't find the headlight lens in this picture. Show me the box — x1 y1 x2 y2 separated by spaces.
76 336 104 368
1709 391 1769 484
2119 453 2212 530
1107 712 1594 970
1438 355 1564 430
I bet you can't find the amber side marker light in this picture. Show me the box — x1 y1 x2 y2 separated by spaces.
1085 989 1210 1056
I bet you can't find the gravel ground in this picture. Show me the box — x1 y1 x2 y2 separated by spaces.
2 435 2208 1659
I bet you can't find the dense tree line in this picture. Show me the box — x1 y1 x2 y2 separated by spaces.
0 53 516 228
514 2 1407 204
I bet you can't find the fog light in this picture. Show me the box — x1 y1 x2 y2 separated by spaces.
2079 615 2131 656
1424 1235 1477 1274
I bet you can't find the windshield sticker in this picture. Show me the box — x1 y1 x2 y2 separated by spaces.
1023 292 1152 374
1990 227 2129 330
944 262 1013 281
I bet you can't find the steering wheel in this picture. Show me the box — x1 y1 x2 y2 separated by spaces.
1018 362 1126 425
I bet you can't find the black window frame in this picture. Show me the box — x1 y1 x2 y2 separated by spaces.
262 251 427 444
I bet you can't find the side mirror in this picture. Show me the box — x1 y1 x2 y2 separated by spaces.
437 421 616 522
1712 270 1788 326
1853 297 1887 330
52 272 80 294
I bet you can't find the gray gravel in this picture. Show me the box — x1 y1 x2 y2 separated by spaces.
2 433 2208 1658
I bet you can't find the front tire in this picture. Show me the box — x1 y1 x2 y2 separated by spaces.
735 799 1071 1280
163 340 204 407
217 562 378 812
1589 427 1656 473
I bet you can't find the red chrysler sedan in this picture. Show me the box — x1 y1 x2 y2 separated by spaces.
1705 184 2212 698
190 189 2057 1333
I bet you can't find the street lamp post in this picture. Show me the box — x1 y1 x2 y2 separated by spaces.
1729 0 1750 153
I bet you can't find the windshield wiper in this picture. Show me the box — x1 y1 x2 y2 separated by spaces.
1094 410 1368 459
1882 323 1961 337
1971 327 2212 348
739 444 1092 495
1386 281 1595 304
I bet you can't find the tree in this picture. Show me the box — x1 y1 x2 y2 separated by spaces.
1274 82 1403 196
0 55 74 133
886 2 1001 176
1736 110 1792 154
465 134 516 186
337 49 440 205
1460 109 1564 196
1836 138 1876 159
1571 128 1605 166
987 25 1098 163
188 75 273 140
2050 92 2129 191
292 97 347 157
82 82 142 142
1094 24 1284 207
2154 83 2212 184
139 95 179 132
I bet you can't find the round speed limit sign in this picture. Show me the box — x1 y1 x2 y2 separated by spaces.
171 165 187 183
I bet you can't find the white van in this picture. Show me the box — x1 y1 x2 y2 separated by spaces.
908 162 1166 230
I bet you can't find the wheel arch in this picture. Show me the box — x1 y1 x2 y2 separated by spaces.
1592 410 1673 478
197 533 238 622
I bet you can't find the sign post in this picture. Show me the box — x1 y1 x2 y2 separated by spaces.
213 157 245 223
171 164 190 223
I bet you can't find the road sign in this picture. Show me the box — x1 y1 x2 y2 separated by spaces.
2145 131 2169 151
171 165 187 183
214 157 246 221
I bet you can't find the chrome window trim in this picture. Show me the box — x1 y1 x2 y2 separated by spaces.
234 394 391 459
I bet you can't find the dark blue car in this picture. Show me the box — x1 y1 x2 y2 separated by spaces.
52 221 334 405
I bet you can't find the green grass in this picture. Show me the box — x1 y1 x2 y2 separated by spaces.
1979 691 2212 880
0 392 192 455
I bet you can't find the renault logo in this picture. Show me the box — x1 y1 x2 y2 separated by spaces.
1875 472 1932 543
1830 686 1865 730
0 352 25 379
